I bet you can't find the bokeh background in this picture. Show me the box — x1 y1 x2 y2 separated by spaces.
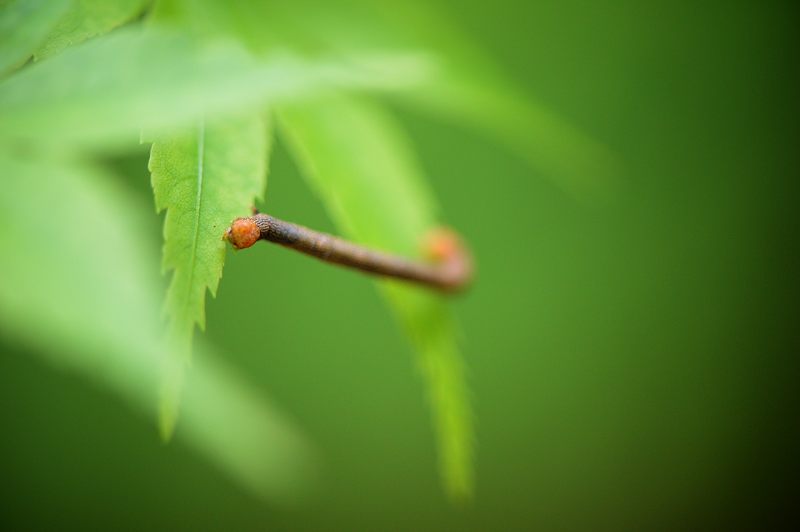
1 0 797 530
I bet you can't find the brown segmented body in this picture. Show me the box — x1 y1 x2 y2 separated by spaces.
224 213 472 293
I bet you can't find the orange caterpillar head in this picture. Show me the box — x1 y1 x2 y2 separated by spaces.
224 218 260 250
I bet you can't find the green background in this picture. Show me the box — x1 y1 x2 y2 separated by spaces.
1 0 796 529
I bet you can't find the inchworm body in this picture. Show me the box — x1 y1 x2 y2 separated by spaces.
224 213 472 293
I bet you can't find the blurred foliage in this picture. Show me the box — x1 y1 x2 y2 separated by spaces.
0 0 69 75
0 0 603 504
3 1 792 529
0 155 312 501
278 94 473 498
33 0 147 60
0 26 432 149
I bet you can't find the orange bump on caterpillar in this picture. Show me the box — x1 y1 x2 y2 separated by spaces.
424 227 474 292
425 227 463 262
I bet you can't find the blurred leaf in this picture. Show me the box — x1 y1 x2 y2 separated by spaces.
147 114 269 438
34 0 148 60
406 75 618 200
277 94 474 500
147 0 308 55
178 342 315 503
362 0 618 198
0 153 313 502
254 0 615 198
0 25 434 150
0 0 69 76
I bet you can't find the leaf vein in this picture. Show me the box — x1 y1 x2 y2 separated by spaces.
183 120 206 327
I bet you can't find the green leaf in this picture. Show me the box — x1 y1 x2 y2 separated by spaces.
277 94 474 500
0 25 433 150
147 114 270 437
34 0 148 60
0 0 69 76
0 153 313 502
